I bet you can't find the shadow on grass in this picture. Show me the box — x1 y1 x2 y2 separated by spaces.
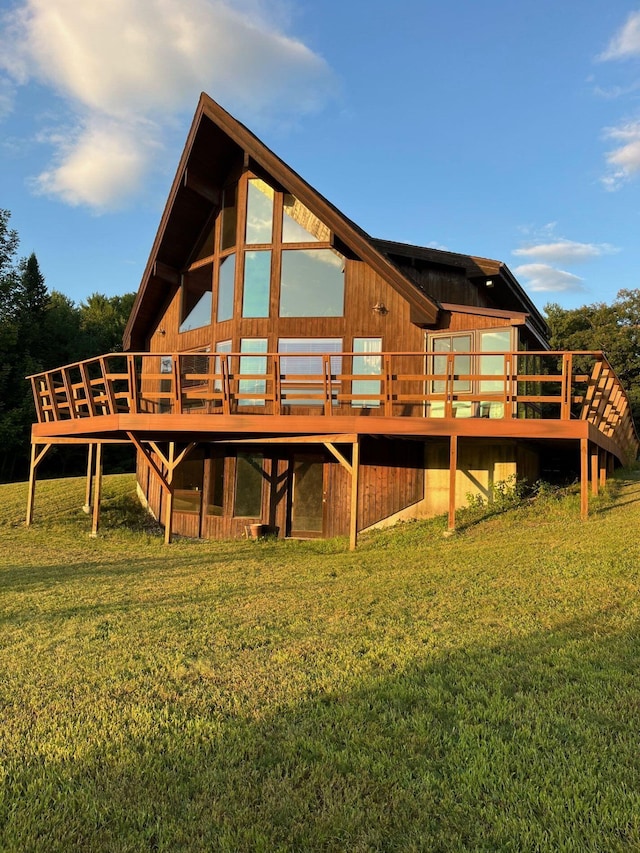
1 611 639 852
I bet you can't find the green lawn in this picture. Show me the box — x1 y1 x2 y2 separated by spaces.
1 472 640 851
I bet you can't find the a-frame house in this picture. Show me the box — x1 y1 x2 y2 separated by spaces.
26 93 638 545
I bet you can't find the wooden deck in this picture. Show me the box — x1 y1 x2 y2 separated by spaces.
27 349 638 462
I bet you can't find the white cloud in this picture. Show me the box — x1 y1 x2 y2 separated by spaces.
0 0 336 211
599 10 640 61
513 239 618 264
601 120 640 190
513 263 585 294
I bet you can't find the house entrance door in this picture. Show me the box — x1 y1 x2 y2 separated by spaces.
288 456 325 537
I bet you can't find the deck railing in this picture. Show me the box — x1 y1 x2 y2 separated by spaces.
28 350 639 461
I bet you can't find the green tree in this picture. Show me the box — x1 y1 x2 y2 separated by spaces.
545 289 640 426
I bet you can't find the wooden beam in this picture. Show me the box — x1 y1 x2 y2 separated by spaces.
152 261 181 287
164 441 175 545
448 435 458 531
349 437 360 550
183 169 221 205
25 442 52 526
599 450 607 490
580 438 589 520
210 433 357 446
91 442 103 537
324 442 352 474
591 447 599 496
83 443 95 513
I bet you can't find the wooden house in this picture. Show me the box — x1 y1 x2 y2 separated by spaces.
26 93 638 546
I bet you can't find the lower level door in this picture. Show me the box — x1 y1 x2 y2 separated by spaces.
289 456 325 537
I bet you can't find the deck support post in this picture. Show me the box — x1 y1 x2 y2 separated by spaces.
599 450 608 490
83 443 95 513
349 437 360 550
580 438 589 520
25 442 52 527
448 434 458 532
591 446 599 496
164 441 175 546
91 442 103 537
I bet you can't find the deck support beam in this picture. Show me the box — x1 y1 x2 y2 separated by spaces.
349 437 360 550
91 442 103 537
25 442 52 527
128 434 196 544
580 438 589 520
448 435 458 531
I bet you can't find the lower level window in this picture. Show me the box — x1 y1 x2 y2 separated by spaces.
234 453 263 517
173 450 204 513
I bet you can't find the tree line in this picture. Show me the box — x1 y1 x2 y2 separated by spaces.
0 210 135 481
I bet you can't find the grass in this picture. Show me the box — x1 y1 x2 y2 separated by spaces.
1 471 640 851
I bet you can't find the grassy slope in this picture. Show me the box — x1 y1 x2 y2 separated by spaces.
1 473 639 851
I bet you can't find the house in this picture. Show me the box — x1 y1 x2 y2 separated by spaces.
26 93 638 546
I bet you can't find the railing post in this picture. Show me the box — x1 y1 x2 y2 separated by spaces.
561 353 572 420
273 355 281 416
127 354 138 414
99 357 117 415
384 354 393 417
173 354 182 415
322 355 332 416
79 362 96 417
445 353 454 418
221 355 231 416
503 353 513 419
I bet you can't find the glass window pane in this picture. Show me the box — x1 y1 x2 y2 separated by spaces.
234 453 263 517
280 249 344 317
278 338 342 406
282 194 330 243
221 184 238 251
180 264 212 333
246 179 274 244
239 339 267 407
242 250 271 318
206 457 225 516
352 338 382 408
217 253 235 322
173 450 204 514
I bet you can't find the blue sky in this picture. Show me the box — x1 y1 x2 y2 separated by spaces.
1 0 640 314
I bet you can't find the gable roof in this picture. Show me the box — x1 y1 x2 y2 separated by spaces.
123 93 441 350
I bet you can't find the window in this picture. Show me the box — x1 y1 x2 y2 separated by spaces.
239 339 267 406
279 249 344 317
181 348 211 412
246 179 274 244
428 328 514 418
206 456 225 516
282 194 330 243
479 329 512 419
173 450 204 514
352 338 382 407
234 453 263 517
242 250 271 317
278 338 342 406
180 264 213 332
217 253 235 322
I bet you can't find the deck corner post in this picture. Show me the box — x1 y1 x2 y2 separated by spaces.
83 442 95 513
349 437 360 550
448 434 458 532
91 442 103 536
26 442 52 527
580 438 589 520
164 441 176 545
